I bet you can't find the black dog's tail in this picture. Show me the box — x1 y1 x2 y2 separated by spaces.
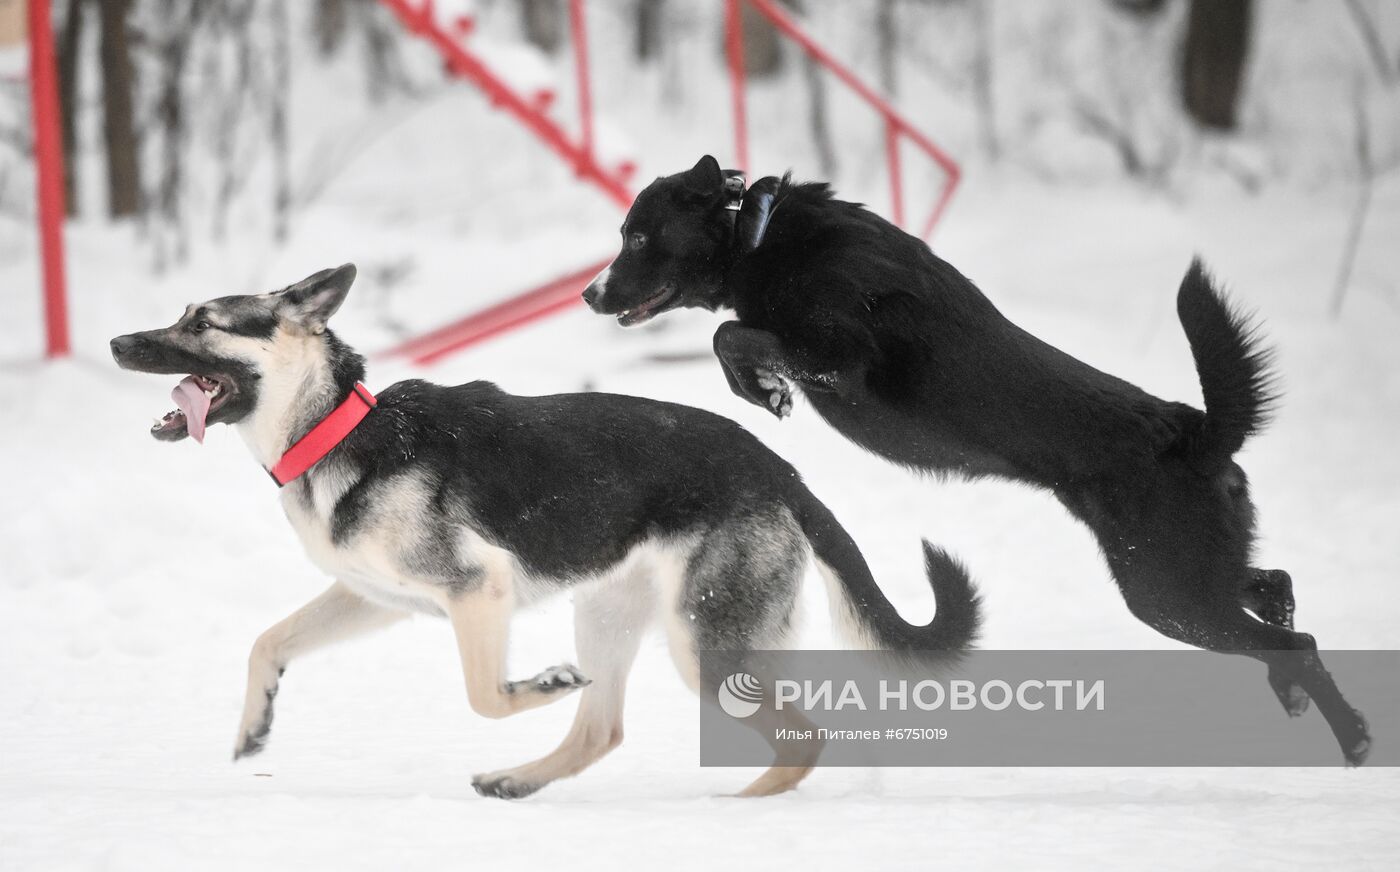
795 493 981 666
1176 258 1278 473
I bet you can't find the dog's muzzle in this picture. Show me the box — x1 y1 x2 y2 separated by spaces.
110 333 146 364
582 263 611 311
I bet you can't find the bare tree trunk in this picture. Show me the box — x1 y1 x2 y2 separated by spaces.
970 0 998 160
521 0 563 54
98 0 141 217
1181 0 1252 130
210 0 255 241
311 0 410 101
1331 176 1371 318
739 0 782 77
762 0 829 172
1343 0 1396 85
57 0 85 217
270 0 291 242
359 1 408 101
153 0 199 268
875 0 896 96
635 0 663 62
314 0 350 57
803 53 835 176
1331 82 1388 318
1111 0 1167 13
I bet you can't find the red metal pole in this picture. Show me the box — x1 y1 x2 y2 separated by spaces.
885 118 904 228
920 168 960 241
723 0 749 173
383 258 613 366
28 0 69 358
569 0 593 161
744 0 960 238
378 0 631 208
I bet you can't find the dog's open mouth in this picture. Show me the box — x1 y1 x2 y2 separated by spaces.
152 374 235 443
617 286 676 327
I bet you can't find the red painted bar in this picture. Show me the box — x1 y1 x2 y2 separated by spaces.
376 0 961 361
724 0 749 173
377 0 631 209
740 0 960 239
569 0 593 161
29 0 69 358
885 117 904 228
380 259 613 365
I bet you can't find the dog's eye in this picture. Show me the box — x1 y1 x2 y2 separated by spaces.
192 320 210 333
628 232 647 251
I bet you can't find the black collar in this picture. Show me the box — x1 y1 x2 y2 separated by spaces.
725 175 778 256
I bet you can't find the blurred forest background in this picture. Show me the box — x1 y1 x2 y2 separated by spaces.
1 0 1397 273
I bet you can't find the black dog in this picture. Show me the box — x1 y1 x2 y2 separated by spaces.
582 155 1369 765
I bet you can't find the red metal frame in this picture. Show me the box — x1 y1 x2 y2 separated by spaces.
28 0 70 358
380 0 962 364
376 0 632 364
384 258 610 366
725 0 961 239
723 0 749 174
569 0 593 158
378 0 633 209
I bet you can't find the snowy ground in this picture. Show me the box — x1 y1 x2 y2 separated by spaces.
4 175 1397 870
4 41 1400 871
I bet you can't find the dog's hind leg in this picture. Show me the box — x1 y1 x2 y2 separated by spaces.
1240 568 1309 715
664 517 825 797
472 570 657 800
1219 614 1366 764
668 638 824 797
725 691 825 798
1121 583 1368 764
1242 568 1295 629
234 580 407 760
445 558 590 721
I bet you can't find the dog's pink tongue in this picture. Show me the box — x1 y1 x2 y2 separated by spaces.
171 377 211 444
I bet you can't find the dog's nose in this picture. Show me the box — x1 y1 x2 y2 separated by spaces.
110 334 140 360
582 264 610 311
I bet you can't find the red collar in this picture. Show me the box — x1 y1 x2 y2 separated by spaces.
268 383 377 487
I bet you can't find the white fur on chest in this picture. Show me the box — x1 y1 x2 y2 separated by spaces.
280 465 449 616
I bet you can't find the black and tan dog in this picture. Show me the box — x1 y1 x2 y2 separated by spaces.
110 264 981 798
583 155 1369 765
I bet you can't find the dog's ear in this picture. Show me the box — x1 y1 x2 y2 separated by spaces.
679 155 723 199
277 263 356 333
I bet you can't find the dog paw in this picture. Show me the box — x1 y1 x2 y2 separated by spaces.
755 369 793 419
232 686 277 761
1345 734 1371 768
472 772 544 801
233 730 269 761
1342 712 1371 767
1279 683 1310 718
510 664 590 696
233 710 273 760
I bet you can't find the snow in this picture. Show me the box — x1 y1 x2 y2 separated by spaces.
3 4 1400 869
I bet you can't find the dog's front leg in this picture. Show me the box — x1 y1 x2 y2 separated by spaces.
713 322 847 418
235 581 406 760
446 566 589 720
714 323 796 417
